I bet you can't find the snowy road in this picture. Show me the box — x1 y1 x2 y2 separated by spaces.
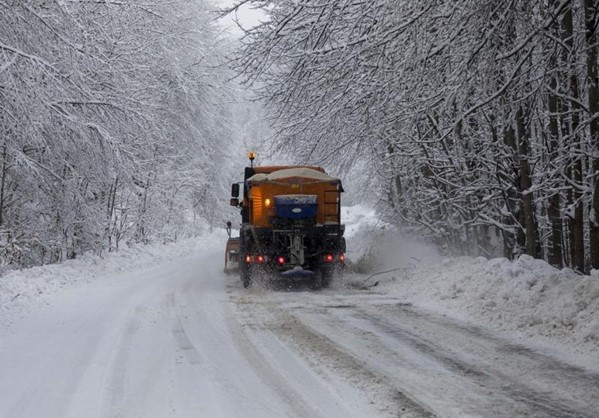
1 248 598 418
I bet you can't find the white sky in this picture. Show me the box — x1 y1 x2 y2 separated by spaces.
213 0 267 37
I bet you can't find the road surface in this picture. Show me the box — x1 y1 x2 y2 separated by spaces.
0 248 597 417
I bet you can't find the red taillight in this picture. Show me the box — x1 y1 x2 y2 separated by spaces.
277 256 286 265
339 254 345 263
324 254 335 263
246 255 267 264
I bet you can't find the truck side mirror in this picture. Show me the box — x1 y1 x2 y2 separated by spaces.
230 197 239 207
231 183 240 198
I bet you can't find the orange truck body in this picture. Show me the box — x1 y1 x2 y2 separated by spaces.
248 176 342 228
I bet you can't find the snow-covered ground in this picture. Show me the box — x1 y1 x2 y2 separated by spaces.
342 205 599 361
0 206 597 417
0 231 227 327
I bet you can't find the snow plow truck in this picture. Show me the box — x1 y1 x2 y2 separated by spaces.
225 153 345 288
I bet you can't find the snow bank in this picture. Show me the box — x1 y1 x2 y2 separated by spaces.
342 205 599 358
385 255 599 355
0 230 227 324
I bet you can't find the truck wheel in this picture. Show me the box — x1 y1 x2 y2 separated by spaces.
311 273 323 290
320 266 334 288
243 276 251 288
241 267 251 288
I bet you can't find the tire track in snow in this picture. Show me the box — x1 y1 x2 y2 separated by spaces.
225 316 328 418
173 262 329 418
101 292 174 418
367 303 599 416
169 291 203 366
242 287 599 418
383 303 599 389
101 309 142 415
289 297 599 418
353 310 596 418
233 297 437 418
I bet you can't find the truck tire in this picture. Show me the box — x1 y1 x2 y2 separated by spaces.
242 275 251 288
241 266 251 288
320 266 334 288
311 272 323 290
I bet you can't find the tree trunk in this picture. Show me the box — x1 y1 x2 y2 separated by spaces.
568 160 585 271
516 104 539 257
107 176 119 251
502 123 521 258
0 143 7 228
562 4 585 272
585 0 599 269
547 34 563 267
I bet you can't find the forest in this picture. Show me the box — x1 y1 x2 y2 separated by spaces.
232 0 599 273
1 0 598 274
0 0 234 270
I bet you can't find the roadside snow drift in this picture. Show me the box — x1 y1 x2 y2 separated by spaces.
387 256 599 355
0 231 227 325
344 207 599 358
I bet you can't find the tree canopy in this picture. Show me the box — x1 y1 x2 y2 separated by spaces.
232 0 599 272
0 0 233 268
